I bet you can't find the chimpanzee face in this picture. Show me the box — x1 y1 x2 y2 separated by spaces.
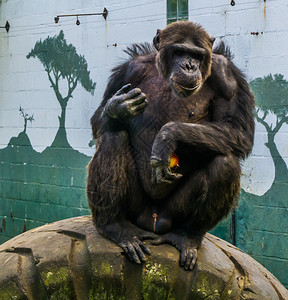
153 21 214 98
167 43 206 97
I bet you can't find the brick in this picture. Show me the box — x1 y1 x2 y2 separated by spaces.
253 255 288 288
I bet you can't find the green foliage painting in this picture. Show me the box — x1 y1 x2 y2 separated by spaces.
251 74 288 183
0 31 95 243
210 74 288 288
27 30 96 147
236 74 288 288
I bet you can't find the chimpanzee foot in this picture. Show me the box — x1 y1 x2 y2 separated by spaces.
119 236 151 264
97 221 158 264
152 232 202 270
120 228 159 264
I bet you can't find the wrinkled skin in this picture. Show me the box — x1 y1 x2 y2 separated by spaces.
103 84 147 122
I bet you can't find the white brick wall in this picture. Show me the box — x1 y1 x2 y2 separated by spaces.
0 0 288 195
0 0 166 155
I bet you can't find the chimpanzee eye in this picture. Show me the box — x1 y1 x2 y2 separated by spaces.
193 53 203 62
173 49 184 57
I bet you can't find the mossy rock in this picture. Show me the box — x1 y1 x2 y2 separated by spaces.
0 216 287 299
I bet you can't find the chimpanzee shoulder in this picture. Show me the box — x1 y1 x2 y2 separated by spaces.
91 43 156 138
209 41 252 102
103 43 156 102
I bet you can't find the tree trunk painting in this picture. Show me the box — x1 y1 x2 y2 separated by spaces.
236 74 288 288
27 30 96 149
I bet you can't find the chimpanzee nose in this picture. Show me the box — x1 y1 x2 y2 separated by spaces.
182 61 194 72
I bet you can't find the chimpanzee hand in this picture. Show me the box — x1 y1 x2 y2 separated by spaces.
150 122 182 184
152 232 201 270
150 157 182 184
97 221 157 264
104 84 147 122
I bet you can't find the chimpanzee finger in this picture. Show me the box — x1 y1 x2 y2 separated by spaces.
124 88 142 100
155 168 178 184
126 243 141 264
180 249 187 267
139 241 151 255
127 99 148 115
126 93 147 105
155 167 164 184
189 249 197 270
184 249 194 270
120 243 133 261
115 83 132 96
133 242 148 261
164 167 183 181
131 102 148 116
151 169 156 184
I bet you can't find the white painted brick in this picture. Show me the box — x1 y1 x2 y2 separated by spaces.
1 0 288 189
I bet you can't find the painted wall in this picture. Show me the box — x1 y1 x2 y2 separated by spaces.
190 1 288 288
0 0 287 288
0 0 166 242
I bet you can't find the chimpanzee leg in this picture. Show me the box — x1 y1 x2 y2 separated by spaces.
170 153 240 230
153 153 240 269
87 130 137 224
87 131 156 263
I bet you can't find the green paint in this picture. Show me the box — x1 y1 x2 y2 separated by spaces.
236 74 288 288
19 106 34 134
251 74 288 183
211 74 288 288
209 213 234 243
0 31 95 243
26 30 96 148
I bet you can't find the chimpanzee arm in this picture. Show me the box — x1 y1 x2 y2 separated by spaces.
151 61 254 183
90 56 148 139
87 52 153 263
90 84 147 139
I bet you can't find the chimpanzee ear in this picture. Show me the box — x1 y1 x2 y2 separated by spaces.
209 36 216 45
153 29 161 51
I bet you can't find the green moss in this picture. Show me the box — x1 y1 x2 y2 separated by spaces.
88 277 125 300
42 267 70 286
41 268 75 299
0 282 26 300
99 262 113 276
88 261 125 299
190 272 223 299
142 262 175 300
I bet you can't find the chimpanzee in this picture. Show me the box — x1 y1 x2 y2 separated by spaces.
87 21 254 270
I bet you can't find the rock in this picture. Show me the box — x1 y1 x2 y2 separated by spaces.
0 216 287 299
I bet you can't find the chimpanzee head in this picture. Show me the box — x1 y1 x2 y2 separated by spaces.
153 21 215 98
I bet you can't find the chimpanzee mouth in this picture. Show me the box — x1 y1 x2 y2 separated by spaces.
171 79 202 96
175 81 202 91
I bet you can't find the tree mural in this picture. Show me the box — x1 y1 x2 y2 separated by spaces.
26 30 96 147
19 106 35 133
250 74 288 183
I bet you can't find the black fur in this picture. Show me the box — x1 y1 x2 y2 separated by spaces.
87 21 255 268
